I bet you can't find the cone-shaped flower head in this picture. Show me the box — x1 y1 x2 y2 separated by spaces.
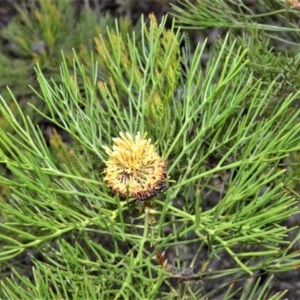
103 132 168 200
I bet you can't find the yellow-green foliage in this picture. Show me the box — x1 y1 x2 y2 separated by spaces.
95 14 181 124
0 0 109 212
0 0 105 84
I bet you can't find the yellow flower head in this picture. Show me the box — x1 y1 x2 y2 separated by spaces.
103 132 168 200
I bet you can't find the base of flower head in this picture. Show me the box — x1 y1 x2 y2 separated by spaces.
131 180 169 201
107 173 169 201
